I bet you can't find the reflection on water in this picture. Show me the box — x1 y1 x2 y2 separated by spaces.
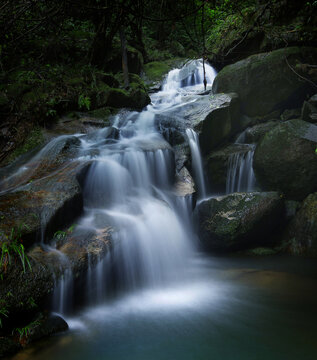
11 255 317 360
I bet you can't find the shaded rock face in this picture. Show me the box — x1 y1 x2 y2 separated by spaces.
212 47 317 117
284 193 317 256
195 192 284 252
301 94 317 123
194 93 242 154
253 119 317 200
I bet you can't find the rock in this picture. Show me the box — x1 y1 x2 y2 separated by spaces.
28 313 68 343
284 200 301 221
301 94 317 123
281 108 301 121
155 92 242 150
0 223 112 319
205 144 253 192
173 143 190 173
242 121 280 143
174 166 196 197
284 192 317 256
194 93 242 154
253 119 317 200
0 161 89 247
244 247 278 256
195 192 284 252
0 135 81 191
212 47 317 117
46 115 111 136
0 337 21 358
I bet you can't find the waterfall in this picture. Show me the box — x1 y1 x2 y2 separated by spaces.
48 59 216 313
186 128 207 199
226 142 256 194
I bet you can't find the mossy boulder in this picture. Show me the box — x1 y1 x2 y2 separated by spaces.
284 192 317 256
143 61 171 83
212 47 317 117
94 74 150 110
194 93 242 154
253 119 317 200
195 192 284 252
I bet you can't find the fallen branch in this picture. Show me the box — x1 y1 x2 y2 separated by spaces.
284 55 317 90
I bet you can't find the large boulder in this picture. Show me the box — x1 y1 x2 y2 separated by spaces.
195 192 284 252
212 47 317 117
284 192 317 256
253 119 317 200
194 93 242 154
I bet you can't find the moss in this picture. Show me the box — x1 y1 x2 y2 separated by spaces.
7 83 31 99
143 61 171 82
7 127 45 162
88 107 116 122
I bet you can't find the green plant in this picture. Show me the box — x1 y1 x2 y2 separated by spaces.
78 94 91 110
53 230 67 241
54 224 76 241
0 306 8 328
27 297 37 309
0 224 32 274
13 320 40 340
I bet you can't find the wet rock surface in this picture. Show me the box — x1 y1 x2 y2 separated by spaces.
284 192 317 256
196 192 284 252
194 93 242 154
253 119 317 200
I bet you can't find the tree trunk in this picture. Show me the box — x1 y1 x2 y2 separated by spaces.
120 26 129 89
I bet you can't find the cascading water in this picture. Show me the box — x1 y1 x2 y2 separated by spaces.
226 131 256 194
49 59 216 312
10 61 317 360
186 128 207 199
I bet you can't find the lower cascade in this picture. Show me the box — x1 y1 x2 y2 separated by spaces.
51 59 214 312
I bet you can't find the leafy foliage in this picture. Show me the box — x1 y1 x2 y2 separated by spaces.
0 224 32 275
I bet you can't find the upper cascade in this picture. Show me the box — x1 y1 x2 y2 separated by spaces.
162 59 217 92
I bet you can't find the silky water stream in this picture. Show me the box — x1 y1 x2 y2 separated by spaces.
11 60 317 360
